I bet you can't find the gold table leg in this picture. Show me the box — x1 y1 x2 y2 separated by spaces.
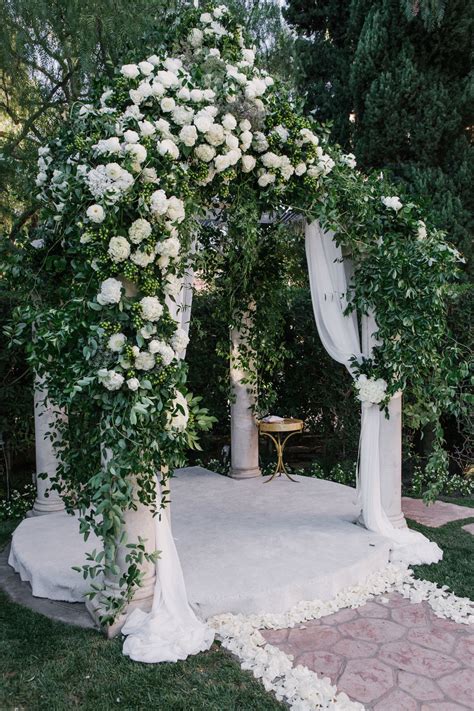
261 430 300 482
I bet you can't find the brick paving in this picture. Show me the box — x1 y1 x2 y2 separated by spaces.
402 498 474 528
262 592 474 709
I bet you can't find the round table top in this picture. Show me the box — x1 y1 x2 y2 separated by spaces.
258 417 304 433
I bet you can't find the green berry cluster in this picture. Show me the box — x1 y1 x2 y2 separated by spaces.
121 262 139 281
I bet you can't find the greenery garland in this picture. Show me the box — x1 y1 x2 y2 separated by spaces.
7 3 466 620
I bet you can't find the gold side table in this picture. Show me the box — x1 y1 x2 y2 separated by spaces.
258 418 304 483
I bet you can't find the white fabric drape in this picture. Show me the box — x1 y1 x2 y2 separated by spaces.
305 221 442 566
122 253 215 663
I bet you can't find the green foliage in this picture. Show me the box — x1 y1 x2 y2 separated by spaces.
0 483 35 520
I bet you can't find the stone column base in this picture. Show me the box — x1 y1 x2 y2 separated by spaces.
230 466 261 479
28 497 65 517
86 589 154 639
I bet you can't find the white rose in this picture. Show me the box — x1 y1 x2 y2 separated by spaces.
242 48 255 65
258 172 276 187
142 167 159 184
138 120 156 138
161 97 176 113
108 333 126 352
215 153 230 173
127 377 140 391
261 152 282 169
150 189 169 215
149 340 175 366
157 139 179 160
341 152 357 169
167 196 185 223
222 113 237 130
203 89 215 101
157 255 170 270
156 70 179 88
95 137 121 154
172 105 194 126
227 148 242 166
179 125 198 147
135 351 156 371
200 12 213 23
151 81 165 97
177 86 191 101
87 204 105 223
164 58 182 72
295 162 307 176
381 196 403 211
147 54 160 66
129 218 152 244
108 236 131 262
98 369 124 391
124 130 139 144
138 60 154 76
239 119 251 132
241 155 256 172
225 134 239 150
140 296 163 322
190 89 204 103
121 64 140 79
195 144 216 162
417 220 427 240
206 124 225 146
194 113 214 133
125 144 147 167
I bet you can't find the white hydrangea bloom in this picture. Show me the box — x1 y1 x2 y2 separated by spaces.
108 333 126 352
134 351 155 371
123 130 139 144
258 172 276 187
98 369 124 390
127 377 140 391
149 339 175 366
131 249 155 267
171 328 189 353
179 125 198 147
94 137 121 155
128 218 152 244
241 155 256 172
150 189 169 215
108 236 131 262
166 196 185 223
205 124 225 146
97 277 123 305
355 375 387 405
195 144 216 162
140 296 163 322
156 236 180 258
157 139 179 160
381 195 403 211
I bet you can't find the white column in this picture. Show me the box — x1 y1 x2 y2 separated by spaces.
362 314 406 528
230 308 261 479
30 375 66 516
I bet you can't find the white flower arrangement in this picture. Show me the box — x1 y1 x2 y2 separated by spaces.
381 195 403 211
355 374 387 405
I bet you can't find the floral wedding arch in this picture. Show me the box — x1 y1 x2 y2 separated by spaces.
16 3 463 662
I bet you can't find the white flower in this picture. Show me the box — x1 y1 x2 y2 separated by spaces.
134 351 155 371
161 97 176 113
164 57 182 72
252 132 269 153
35 172 47 186
194 113 215 133
203 89 215 101
295 162 307 176
172 105 194 126
127 377 140 391
195 144 216 162
87 204 105 223
241 48 255 65
299 127 319 145
239 119 251 132
226 134 239 150
355 374 387 405
97 277 123 305
98 369 124 391
121 64 140 79
38 146 50 157
142 167 159 184
30 239 45 249
150 189 169 215
131 248 155 267
166 390 189 432
157 70 179 88
171 328 189 353
261 152 282 169
108 333 126 352
108 236 131 263
94 137 121 154
382 195 403 211
190 88 204 103
157 139 180 160
138 60 154 76
156 236 180 258
213 5 227 18
129 218 152 244
149 339 175 365
222 113 237 131
258 172 276 187
167 196 186 223
140 296 163 322
179 125 198 147
200 12 213 23
215 153 230 173
206 124 225 146
147 54 160 66
341 153 357 169
189 28 204 47
417 220 427 239
125 143 147 164
151 81 165 97
124 130 139 144
241 155 256 172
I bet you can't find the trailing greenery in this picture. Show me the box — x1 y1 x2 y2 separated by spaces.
3 2 466 623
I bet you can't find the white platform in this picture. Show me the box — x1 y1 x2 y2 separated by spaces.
9 467 391 619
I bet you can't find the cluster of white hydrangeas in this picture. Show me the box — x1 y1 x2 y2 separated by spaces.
355 374 387 405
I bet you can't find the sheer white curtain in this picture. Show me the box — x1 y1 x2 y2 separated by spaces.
122 254 215 663
305 221 442 566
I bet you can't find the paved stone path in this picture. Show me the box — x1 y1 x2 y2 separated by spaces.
262 593 474 709
402 497 474 528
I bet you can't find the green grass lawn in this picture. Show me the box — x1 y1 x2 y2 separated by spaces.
1 502 473 711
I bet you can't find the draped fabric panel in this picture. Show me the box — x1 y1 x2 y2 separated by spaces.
305 221 442 566
122 253 215 663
